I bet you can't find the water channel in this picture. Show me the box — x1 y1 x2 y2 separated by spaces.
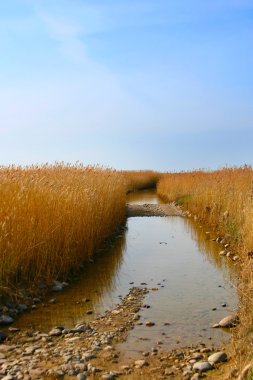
11 190 238 358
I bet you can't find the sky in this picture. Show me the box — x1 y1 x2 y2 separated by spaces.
0 0 253 171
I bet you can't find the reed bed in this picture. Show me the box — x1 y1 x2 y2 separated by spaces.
157 166 253 369
0 164 126 293
123 170 161 193
157 167 253 255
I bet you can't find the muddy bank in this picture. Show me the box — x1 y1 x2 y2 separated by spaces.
126 203 184 217
0 286 233 380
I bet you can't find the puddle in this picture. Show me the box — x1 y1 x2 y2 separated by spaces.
11 191 237 358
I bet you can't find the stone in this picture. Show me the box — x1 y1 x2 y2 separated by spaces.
208 351 227 364
52 284 63 292
145 321 155 327
218 314 239 328
104 346 113 351
49 328 62 336
77 374 86 380
18 304 28 312
183 369 193 378
191 374 201 380
101 374 115 380
193 361 213 372
49 298 56 304
8 327 20 332
135 359 148 368
0 331 8 342
191 353 203 361
0 315 14 325
82 352 96 361
0 345 16 352
111 310 121 315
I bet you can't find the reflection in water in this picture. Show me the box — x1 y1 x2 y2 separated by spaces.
12 190 238 359
118 216 237 358
13 234 126 330
183 218 237 284
126 189 163 205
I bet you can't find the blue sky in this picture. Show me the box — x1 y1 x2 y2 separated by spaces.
0 0 252 171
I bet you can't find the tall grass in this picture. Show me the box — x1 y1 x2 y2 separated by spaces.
0 164 126 293
123 170 161 193
157 166 253 368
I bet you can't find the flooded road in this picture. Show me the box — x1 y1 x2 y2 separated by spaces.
11 191 237 357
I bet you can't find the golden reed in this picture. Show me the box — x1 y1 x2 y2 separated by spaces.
157 166 253 370
0 164 126 292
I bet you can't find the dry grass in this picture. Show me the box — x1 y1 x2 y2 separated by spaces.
157 166 253 371
0 164 127 293
122 170 161 193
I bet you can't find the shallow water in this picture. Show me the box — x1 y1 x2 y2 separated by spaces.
12 191 237 357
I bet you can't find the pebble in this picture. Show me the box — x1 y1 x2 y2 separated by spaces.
0 345 16 352
52 284 63 292
77 374 86 380
208 351 227 364
193 361 213 372
8 327 20 332
82 298 91 303
0 331 8 342
111 310 121 315
49 328 62 336
191 374 201 380
135 359 149 368
104 346 113 351
145 321 155 327
101 374 115 380
18 304 28 312
218 314 239 328
0 315 14 325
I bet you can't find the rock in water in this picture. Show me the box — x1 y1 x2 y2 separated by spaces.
0 331 7 342
145 321 155 327
0 315 14 325
193 361 213 372
218 314 239 328
208 351 228 364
